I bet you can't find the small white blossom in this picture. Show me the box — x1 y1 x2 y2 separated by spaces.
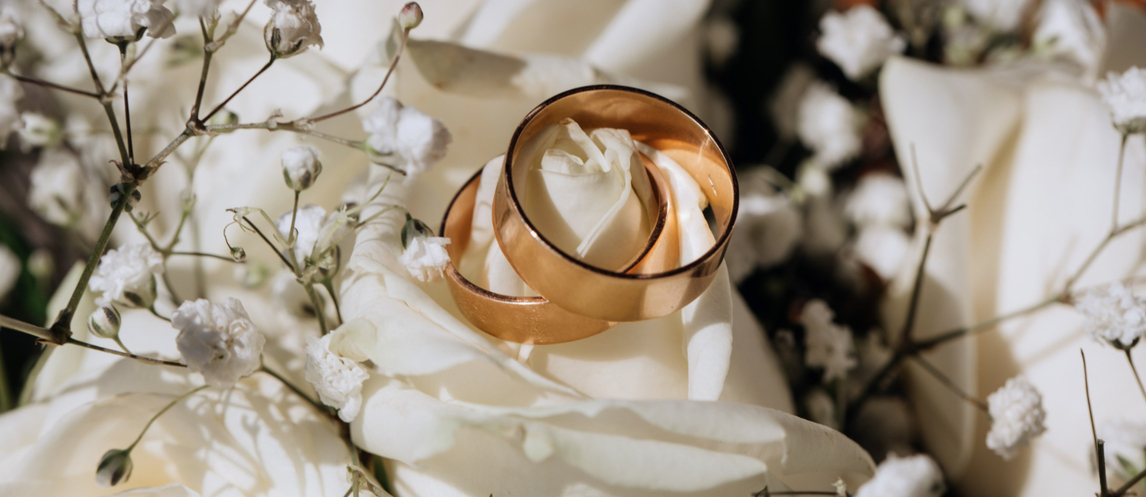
1097 67 1146 134
363 97 452 176
263 0 323 58
17 112 60 150
89 243 164 308
816 5 906 80
854 225 911 281
0 7 22 68
398 2 423 31
77 0 176 41
855 453 945 497
173 0 223 17
281 145 322 191
0 245 18 302
1076 282 1146 348
0 77 23 147
726 170 803 283
399 234 451 283
845 173 911 228
1032 0 1105 80
305 333 368 422
801 299 856 382
797 82 862 169
960 0 1033 31
986 376 1047 460
87 305 122 339
276 204 329 264
173 298 265 389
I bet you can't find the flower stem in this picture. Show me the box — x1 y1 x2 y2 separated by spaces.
1124 349 1146 406
1083 350 1111 497
259 364 324 412
900 230 933 345
167 251 242 263
66 338 186 367
202 55 275 122
2 72 101 99
52 190 133 343
305 283 328 335
118 43 135 162
1113 466 1146 496
126 385 207 452
289 191 300 246
1113 132 1128 231
148 305 171 323
240 216 294 269
308 27 410 123
911 354 988 412
206 122 370 153
191 17 215 122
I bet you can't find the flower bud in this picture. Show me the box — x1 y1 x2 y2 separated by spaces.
87 306 122 339
263 0 323 59
281 145 323 191
0 8 23 70
95 448 133 488
122 276 157 308
399 2 423 30
230 246 247 262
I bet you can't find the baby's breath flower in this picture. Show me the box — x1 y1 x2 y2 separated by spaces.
17 112 60 150
398 229 450 283
173 0 223 17
89 243 164 308
845 172 911 228
854 225 911 281
855 453 945 497
726 170 803 283
95 448 133 487
281 145 322 191
0 7 23 69
801 299 857 382
305 333 368 422
986 376 1046 460
816 5 905 81
173 298 265 389
1097 67 1146 134
797 82 862 170
77 0 176 41
363 97 451 177
1075 282 1146 348
263 0 323 58
276 204 328 264
399 2 423 30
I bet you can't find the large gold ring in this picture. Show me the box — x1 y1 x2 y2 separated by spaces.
492 85 737 322
441 157 674 344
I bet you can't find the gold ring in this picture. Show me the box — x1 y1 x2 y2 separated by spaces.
441 158 673 344
492 85 737 322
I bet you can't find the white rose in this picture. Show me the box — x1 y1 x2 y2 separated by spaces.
878 11 1146 491
337 127 874 494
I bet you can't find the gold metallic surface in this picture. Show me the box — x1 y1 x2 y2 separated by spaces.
441 160 673 344
493 85 738 322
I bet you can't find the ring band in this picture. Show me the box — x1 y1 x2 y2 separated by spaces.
492 85 738 322
441 158 673 344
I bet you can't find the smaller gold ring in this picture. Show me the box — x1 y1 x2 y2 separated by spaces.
493 85 738 322
441 161 672 344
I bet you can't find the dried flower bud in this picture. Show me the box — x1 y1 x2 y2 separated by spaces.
95 448 133 487
281 145 322 191
230 246 247 262
399 2 423 30
88 306 122 339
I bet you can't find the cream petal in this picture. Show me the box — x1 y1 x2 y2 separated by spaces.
879 56 1023 478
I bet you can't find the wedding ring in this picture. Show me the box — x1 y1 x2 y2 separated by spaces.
493 85 737 322
441 159 673 344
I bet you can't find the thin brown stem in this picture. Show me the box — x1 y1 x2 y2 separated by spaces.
1113 466 1146 496
259 365 324 412
167 251 242 262
126 385 207 451
191 17 214 122
240 217 294 269
289 191 300 245
308 28 410 123
911 355 988 412
3 72 101 99
73 32 105 94
901 231 933 344
1084 350 1111 497
206 122 367 150
67 338 186 367
53 191 132 342
304 283 328 335
1113 133 1128 231
0 314 53 341
914 295 1063 350
118 44 135 162
202 55 275 121
1124 349 1146 406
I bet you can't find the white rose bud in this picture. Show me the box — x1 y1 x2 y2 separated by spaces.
95 448 133 487
263 0 323 59
0 7 23 69
399 2 423 30
87 305 122 339
281 145 322 191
